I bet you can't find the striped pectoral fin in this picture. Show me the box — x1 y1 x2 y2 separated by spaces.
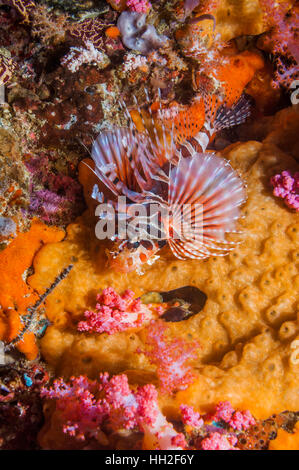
167 152 246 261
213 94 251 132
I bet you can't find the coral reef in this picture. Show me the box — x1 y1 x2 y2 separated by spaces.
28 106 299 421
0 362 49 449
38 371 299 450
0 0 298 451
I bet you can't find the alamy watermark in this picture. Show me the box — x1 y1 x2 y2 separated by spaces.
94 196 204 243
290 80 299 105
0 85 4 105
0 341 4 365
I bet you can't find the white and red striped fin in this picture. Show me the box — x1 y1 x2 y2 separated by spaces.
213 94 251 132
167 153 246 260
121 90 179 170
91 127 165 202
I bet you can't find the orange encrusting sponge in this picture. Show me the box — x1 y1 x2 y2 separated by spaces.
0 219 65 360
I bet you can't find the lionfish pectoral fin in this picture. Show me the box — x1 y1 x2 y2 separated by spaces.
167 153 246 261
213 94 251 132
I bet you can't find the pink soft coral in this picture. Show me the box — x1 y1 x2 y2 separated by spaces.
126 0 151 13
41 376 258 450
77 288 153 334
180 404 204 428
211 401 255 431
271 170 299 211
201 432 238 450
259 1 299 88
41 373 186 449
229 410 256 431
139 320 199 394
41 375 108 441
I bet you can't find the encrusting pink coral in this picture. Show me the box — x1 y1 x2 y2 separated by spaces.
271 170 299 211
41 373 186 449
77 287 156 335
139 320 199 394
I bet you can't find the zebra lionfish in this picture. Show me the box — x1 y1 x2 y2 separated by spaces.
88 90 248 273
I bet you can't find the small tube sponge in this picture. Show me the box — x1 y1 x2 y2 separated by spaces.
117 11 167 54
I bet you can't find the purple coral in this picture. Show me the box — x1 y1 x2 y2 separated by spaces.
271 170 299 211
117 11 167 55
25 153 84 225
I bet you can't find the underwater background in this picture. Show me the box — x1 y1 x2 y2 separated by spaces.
0 0 298 450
